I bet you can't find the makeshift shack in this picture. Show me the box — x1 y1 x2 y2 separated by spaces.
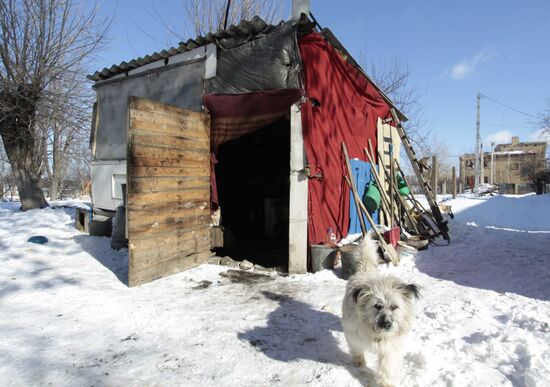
87 7 439 286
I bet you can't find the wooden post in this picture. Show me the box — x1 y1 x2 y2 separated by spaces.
431 156 437 200
452 167 456 198
288 102 308 274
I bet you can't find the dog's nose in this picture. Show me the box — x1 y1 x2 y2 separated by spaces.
378 319 392 330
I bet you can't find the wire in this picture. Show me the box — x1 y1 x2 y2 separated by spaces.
479 93 536 118
483 123 529 128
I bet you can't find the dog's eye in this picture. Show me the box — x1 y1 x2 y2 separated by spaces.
374 304 382 310
390 305 399 311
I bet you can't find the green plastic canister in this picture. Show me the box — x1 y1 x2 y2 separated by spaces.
396 174 410 196
362 181 381 213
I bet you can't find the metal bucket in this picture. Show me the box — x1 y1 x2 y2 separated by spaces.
340 244 364 279
310 245 339 272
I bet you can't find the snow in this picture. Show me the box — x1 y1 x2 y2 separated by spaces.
1 195 550 386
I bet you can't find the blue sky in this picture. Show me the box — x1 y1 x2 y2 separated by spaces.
94 0 550 162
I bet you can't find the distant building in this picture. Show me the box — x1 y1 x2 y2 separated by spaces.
459 136 547 194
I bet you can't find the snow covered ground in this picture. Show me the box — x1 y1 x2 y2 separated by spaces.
1 194 549 386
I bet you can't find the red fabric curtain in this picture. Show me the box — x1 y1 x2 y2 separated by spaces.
203 89 301 149
298 33 392 245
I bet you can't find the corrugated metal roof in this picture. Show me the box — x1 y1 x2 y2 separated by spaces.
87 15 406 120
87 16 276 82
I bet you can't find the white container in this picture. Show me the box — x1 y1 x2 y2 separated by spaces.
396 241 417 261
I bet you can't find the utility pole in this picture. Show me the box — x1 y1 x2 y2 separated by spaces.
431 155 437 200
475 93 481 193
452 166 456 198
490 141 495 185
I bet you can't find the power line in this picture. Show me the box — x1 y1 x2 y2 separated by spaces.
479 93 536 118
483 123 530 128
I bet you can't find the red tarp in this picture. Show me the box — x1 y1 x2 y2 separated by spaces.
298 33 392 245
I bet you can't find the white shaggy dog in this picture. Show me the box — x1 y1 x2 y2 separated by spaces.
342 236 420 387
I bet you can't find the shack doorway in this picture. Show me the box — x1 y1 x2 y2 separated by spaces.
213 117 290 269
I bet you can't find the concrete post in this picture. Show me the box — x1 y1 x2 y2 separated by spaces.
452 166 456 198
288 102 308 274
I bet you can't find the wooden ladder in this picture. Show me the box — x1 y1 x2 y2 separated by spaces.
389 108 450 241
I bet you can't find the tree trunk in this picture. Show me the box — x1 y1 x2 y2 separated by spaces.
50 175 59 201
0 92 49 211
2 139 48 210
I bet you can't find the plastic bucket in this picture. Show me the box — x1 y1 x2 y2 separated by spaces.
310 245 339 272
362 182 381 213
383 226 400 247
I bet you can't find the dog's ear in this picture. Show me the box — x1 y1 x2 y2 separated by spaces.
352 286 371 304
398 283 420 300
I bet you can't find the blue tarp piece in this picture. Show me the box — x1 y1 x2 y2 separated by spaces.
348 159 378 234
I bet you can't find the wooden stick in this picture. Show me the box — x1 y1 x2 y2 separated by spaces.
367 140 391 225
394 158 439 236
342 143 367 236
364 147 397 225
389 144 394 226
391 158 422 235
373 147 421 235
345 175 400 265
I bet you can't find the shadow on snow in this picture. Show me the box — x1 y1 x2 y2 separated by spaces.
238 291 376 385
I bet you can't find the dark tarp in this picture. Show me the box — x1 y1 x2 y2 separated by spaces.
204 22 302 149
298 32 392 245
206 22 301 95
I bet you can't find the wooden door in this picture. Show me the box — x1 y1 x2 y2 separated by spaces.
126 96 211 286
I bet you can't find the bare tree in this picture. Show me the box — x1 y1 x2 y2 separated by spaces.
362 56 455 192
38 70 94 200
363 57 432 150
536 100 550 135
183 0 284 36
0 139 15 198
0 0 108 210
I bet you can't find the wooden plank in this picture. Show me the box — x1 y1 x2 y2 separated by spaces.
130 144 209 162
127 199 209 214
128 214 211 239
128 164 209 177
127 189 209 207
128 176 209 193
131 129 209 149
127 206 210 228
130 239 210 267
128 154 206 168
129 115 208 139
129 251 211 287
129 96 209 123
129 227 210 255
